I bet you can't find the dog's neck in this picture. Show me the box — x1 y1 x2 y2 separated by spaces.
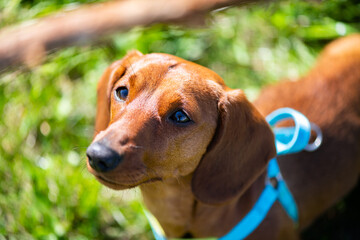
140 172 266 238
140 174 195 237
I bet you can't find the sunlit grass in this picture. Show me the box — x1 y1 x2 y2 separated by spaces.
0 0 359 238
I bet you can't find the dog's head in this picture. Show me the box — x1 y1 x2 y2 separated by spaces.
87 51 276 204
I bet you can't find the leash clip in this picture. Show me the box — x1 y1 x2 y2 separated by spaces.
304 122 323 152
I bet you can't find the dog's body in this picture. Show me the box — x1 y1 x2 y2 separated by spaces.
86 34 360 239
255 34 360 235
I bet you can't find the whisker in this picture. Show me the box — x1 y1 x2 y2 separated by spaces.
129 145 144 149
72 146 88 150
175 175 181 185
127 60 136 76
80 163 88 174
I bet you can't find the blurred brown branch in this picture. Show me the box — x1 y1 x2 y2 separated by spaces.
0 0 269 71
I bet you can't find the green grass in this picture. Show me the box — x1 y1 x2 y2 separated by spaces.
0 0 359 239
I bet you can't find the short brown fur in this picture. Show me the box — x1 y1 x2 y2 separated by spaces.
88 34 360 239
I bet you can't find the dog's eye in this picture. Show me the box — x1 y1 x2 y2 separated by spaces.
169 110 191 124
114 87 128 101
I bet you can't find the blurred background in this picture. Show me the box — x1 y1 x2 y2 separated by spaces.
0 0 359 239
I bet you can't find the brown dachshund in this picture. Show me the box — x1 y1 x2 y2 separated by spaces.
86 34 360 239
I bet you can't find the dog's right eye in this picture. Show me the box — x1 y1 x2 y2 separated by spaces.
114 87 128 102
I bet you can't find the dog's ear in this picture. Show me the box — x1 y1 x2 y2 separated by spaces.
95 50 143 134
192 89 276 204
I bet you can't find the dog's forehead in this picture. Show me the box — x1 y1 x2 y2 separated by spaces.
129 54 178 73
130 53 226 88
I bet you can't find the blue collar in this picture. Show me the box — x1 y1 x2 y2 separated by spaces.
146 108 322 240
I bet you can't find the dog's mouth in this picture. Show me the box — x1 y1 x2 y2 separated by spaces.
95 175 162 190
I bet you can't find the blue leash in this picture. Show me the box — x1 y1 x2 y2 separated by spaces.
146 108 322 240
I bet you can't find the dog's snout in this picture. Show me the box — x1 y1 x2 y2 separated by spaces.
86 142 122 172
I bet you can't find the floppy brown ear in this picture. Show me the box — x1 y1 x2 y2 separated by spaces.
192 89 276 204
94 50 143 134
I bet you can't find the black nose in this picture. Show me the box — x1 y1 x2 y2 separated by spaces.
86 142 123 172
